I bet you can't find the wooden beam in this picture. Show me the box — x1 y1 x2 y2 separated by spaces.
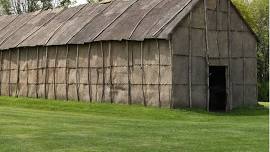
140 41 146 107
156 40 161 108
188 13 192 108
87 43 92 102
76 45 80 101
54 46 58 100
36 47 39 98
16 48 20 97
65 45 70 101
169 39 173 108
26 48 29 97
44 47 48 99
227 0 233 110
101 42 105 102
8 49 11 96
109 42 113 103
242 28 245 106
203 0 210 111
127 41 131 105
0 50 2 96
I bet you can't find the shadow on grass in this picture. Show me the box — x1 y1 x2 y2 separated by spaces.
182 103 269 116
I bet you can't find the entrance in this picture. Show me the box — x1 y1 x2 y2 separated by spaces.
209 66 227 111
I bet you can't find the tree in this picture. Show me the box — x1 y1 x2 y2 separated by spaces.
59 0 72 8
0 0 12 14
0 0 58 15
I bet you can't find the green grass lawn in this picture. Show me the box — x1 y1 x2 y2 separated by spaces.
0 97 268 152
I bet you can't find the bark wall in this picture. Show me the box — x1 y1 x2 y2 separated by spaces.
171 0 257 109
0 39 172 107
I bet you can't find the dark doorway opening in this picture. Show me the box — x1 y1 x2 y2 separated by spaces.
209 66 227 112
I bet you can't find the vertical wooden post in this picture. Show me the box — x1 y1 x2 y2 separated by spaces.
227 0 232 110
156 40 161 108
36 47 39 98
76 44 80 101
26 48 29 97
203 0 210 111
44 47 48 99
0 50 2 96
140 41 146 106
127 41 131 105
216 0 221 59
109 42 113 103
95 69 99 102
242 42 245 106
65 45 69 101
101 42 105 102
8 49 11 96
87 43 92 102
54 46 58 100
16 48 20 97
169 39 173 108
188 13 192 108
241 23 245 106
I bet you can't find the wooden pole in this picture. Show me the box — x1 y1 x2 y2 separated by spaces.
0 50 2 96
44 47 48 99
169 39 173 108
76 44 80 101
95 68 99 102
243 42 245 106
8 49 11 96
36 47 39 98
203 0 210 111
188 13 192 108
87 43 92 102
156 40 161 108
16 48 20 97
101 42 105 102
26 48 29 97
140 41 146 107
227 0 232 110
109 42 113 103
65 45 69 101
54 46 58 100
127 41 131 105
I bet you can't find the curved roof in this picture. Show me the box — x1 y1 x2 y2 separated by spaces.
0 0 199 50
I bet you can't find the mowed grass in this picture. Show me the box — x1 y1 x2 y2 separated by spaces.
0 97 268 152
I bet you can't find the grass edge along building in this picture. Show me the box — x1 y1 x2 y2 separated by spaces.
0 0 258 111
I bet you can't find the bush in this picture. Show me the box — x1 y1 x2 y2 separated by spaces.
258 81 269 102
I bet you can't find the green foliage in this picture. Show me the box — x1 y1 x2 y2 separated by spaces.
59 0 72 8
0 97 268 152
0 0 11 14
40 0 53 10
26 0 40 12
258 81 269 102
233 0 269 102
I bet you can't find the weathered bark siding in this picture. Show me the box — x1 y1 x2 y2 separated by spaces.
0 39 172 107
171 0 257 109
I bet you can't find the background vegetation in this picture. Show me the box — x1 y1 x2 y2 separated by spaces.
0 0 268 101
